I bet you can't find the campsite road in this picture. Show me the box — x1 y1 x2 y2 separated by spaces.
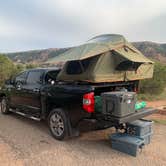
0 113 166 166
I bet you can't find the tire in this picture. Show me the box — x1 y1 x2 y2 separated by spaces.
0 97 9 114
48 108 70 140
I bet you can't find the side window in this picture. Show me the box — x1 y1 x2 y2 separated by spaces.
26 71 43 84
15 71 28 84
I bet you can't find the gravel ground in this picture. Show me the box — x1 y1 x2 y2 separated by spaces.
0 112 166 166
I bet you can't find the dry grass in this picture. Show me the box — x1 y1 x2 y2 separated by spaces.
138 88 166 101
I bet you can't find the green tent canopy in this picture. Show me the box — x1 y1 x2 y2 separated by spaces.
48 34 154 83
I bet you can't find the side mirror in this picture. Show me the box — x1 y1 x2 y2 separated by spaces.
15 80 25 86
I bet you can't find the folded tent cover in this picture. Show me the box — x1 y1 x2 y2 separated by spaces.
48 34 154 83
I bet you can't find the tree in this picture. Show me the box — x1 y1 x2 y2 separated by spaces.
15 63 25 74
140 62 166 94
0 54 16 86
25 63 38 69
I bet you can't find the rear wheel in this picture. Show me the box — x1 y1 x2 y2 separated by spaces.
48 108 70 140
0 97 9 114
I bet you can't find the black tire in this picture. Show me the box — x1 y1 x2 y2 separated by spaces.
0 97 9 114
48 108 70 140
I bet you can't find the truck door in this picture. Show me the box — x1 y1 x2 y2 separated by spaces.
10 71 28 108
22 70 44 111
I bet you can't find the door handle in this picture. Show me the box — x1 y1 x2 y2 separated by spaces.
33 88 39 92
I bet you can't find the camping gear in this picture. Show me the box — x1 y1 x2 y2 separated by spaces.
110 119 153 156
135 101 147 110
126 119 153 136
110 133 144 157
126 119 153 145
48 34 154 83
95 96 147 113
101 91 136 117
139 132 153 145
94 96 102 113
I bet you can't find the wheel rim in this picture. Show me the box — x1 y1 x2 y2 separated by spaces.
1 99 7 113
50 113 64 137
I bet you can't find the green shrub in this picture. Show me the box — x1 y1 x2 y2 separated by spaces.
0 54 41 87
25 63 38 69
0 54 16 86
139 62 166 95
0 55 27 87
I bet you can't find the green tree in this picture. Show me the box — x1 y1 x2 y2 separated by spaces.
0 54 16 86
14 63 25 74
140 62 166 94
26 63 38 69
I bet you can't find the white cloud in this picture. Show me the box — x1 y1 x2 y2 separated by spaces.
0 17 18 37
34 0 166 38
0 0 166 52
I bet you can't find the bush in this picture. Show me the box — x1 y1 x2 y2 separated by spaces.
0 54 40 87
0 54 16 86
0 55 27 87
139 62 166 95
25 63 38 69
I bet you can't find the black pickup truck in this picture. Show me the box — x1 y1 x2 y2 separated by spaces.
0 68 155 140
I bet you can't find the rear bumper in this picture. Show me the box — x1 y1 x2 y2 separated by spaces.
77 107 157 132
103 107 157 124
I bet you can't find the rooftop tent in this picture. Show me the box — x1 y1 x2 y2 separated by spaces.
49 34 154 83
48 34 127 62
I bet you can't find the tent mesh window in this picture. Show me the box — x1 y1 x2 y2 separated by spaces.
116 61 142 71
66 56 96 75
66 61 83 74
81 58 91 71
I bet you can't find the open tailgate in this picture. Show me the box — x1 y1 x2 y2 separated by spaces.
105 107 157 124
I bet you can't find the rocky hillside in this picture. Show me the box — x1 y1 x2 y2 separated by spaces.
133 42 166 63
6 48 69 64
5 41 166 64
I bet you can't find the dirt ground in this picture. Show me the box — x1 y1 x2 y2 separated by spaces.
0 100 166 166
147 100 166 121
146 100 166 109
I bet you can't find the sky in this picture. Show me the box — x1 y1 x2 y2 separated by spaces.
0 0 166 52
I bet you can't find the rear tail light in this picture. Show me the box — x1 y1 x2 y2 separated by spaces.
83 92 94 113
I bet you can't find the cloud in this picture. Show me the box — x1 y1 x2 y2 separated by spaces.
0 0 166 52
128 13 166 42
